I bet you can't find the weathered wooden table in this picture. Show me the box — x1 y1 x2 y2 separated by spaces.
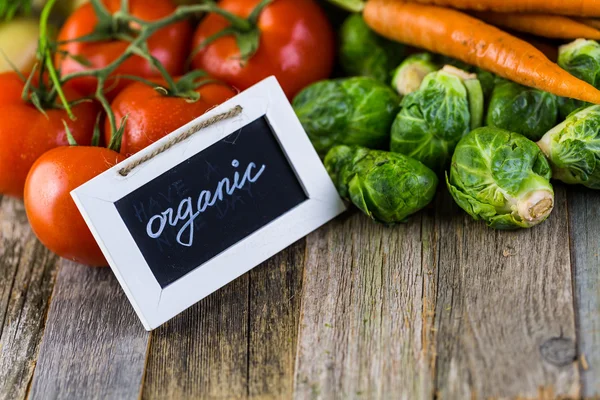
0 185 598 399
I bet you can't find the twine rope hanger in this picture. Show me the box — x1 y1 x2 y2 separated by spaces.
118 105 244 177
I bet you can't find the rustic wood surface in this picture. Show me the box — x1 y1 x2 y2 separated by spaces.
28 262 149 400
433 187 579 399
568 187 600 398
0 197 59 400
0 188 598 400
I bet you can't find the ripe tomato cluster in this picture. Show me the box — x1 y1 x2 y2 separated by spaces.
0 0 334 266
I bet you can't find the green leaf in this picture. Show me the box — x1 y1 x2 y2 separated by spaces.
62 120 78 146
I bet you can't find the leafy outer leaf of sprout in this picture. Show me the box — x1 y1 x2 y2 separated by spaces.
293 77 400 156
390 69 471 173
448 127 554 230
339 14 404 83
391 53 438 96
557 39 600 119
486 78 558 141
537 105 600 189
324 145 438 224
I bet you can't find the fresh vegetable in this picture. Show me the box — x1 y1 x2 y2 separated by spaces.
473 12 600 40
293 77 401 156
390 66 483 172
0 72 98 198
557 39 600 119
362 0 600 104
578 18 600 30
447 127 554 230
391 53 438 96
106 76 237 156
325 145 438 224
191 0 335 99
24 146 126 266
402 0 600 17
339 13 404 83
538 105 600 189
0 18 40 73
486 79 558 141
56 0 193 98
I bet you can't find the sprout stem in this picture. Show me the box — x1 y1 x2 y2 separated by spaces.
516 190 554 224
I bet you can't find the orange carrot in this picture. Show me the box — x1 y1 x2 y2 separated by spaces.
363 0 600 104
577 17 600 29
404 0 600 17
473 12 600 40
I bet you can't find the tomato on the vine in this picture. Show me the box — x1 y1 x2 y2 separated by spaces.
56 0 193 98
0 72 98 198
191 0 335 99
24 146 126 266
106 77 237 156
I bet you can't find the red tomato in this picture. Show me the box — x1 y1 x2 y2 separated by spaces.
191 0 335 99
0 72 98 198
106 79 237 156
24 146 126 266
56 0 193 98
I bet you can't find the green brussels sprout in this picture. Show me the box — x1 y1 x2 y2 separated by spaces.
485 79 558 141
339 14 404 82
391 53 438 96
325 145 438 224
435 55 496 101
390 66 483 172
293 77 401 156
447 127 554 230
557 39 600 119
537 105 600 189
476 68 496 102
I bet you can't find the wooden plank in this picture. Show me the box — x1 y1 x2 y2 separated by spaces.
248 240 305 399
567 186 600 397
294 210 437 399
142 274 250 400
29 261 149 400
142 241 305 400
434 187 580 399
0 196 60 400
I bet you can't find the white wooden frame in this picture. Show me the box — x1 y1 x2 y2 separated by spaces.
72 76 346 330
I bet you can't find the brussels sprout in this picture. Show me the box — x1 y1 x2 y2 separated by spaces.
476 68 496 102
391 53 438 96
293 77 401 156
390 66 483 172
557 39 600 119
485 79 558 141
325 145 438 224
447 127 554 230
339 14 405 82
537 105 600 189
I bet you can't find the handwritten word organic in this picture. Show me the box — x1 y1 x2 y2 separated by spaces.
146 160 266 247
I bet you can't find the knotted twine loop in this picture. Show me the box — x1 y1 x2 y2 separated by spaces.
118 105 243 177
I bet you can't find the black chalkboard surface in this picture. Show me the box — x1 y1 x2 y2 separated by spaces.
114 116 308 288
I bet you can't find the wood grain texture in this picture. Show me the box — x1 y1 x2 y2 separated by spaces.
28 261 149 400
0 197 59 400
434 187 580 399
142 241 305 400
567 187 600 397
142 274 250 400
248 240 305 399
294 210 437 399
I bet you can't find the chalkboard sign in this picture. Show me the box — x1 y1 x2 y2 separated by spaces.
72 77 346 330
114 116 308 288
